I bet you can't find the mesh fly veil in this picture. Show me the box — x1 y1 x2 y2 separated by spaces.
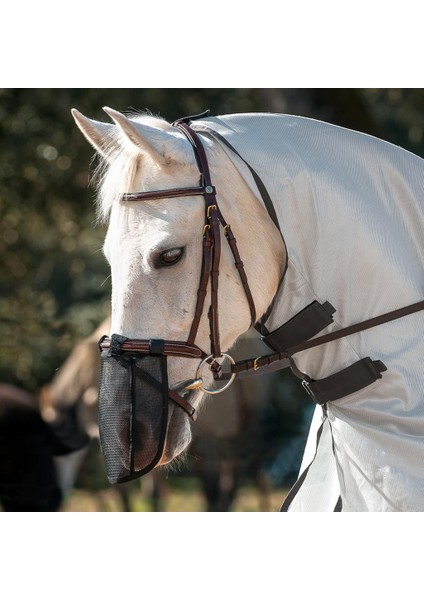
98 335 168 483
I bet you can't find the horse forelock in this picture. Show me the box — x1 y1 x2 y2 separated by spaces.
93 112 201 223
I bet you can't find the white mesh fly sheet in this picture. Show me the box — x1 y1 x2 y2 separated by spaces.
195 114 424 511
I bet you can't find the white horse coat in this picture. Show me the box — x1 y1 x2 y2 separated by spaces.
193 113 424 511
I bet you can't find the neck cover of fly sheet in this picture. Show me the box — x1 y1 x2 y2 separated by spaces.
194 113 424 512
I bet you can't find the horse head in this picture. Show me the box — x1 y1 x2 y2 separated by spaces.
72 107 284 470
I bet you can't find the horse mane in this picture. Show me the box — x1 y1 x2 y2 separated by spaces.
93 112 175 222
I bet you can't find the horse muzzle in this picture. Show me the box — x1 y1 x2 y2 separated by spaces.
97 335 240 483
98 334 195 484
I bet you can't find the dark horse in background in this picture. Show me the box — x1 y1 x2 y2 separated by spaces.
1 320 305 512
0 384 63 511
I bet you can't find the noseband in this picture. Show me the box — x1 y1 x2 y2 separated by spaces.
99 112 257 416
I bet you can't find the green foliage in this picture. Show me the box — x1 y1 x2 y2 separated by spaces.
1 88 422 392
363 89 424 156
0 89 110 389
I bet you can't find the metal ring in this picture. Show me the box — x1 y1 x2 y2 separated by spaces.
195 353 236 395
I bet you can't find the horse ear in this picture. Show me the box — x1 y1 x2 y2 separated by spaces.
71 109 115 157
102 106 174 164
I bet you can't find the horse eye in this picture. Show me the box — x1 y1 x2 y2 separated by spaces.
158 247 184 267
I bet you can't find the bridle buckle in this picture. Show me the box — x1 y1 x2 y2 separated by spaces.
207 204 217 218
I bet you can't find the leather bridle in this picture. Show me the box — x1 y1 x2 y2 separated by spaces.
99 113 257 417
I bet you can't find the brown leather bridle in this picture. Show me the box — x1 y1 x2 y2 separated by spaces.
99 114 257 417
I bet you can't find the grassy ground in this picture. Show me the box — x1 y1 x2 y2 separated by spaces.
58 442 291 512
61 478 289 512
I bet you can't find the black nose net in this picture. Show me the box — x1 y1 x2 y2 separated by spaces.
98 335 168 484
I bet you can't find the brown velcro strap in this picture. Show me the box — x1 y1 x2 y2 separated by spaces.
302 357 387 404
264 301 336 351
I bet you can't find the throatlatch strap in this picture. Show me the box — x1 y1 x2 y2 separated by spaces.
264 301 336 351
196 126 282 234
334 496 343 512
280 412 344 512
301 357 387 404
280 418 326 512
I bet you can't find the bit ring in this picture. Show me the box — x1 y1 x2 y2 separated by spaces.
195 353 236 395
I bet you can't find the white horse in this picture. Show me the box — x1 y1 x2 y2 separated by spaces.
72 107 424 512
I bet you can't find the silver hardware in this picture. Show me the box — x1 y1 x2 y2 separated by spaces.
302 379 316 400
195 353 236 395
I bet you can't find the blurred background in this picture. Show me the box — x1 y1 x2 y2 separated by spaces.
1 88 423 512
